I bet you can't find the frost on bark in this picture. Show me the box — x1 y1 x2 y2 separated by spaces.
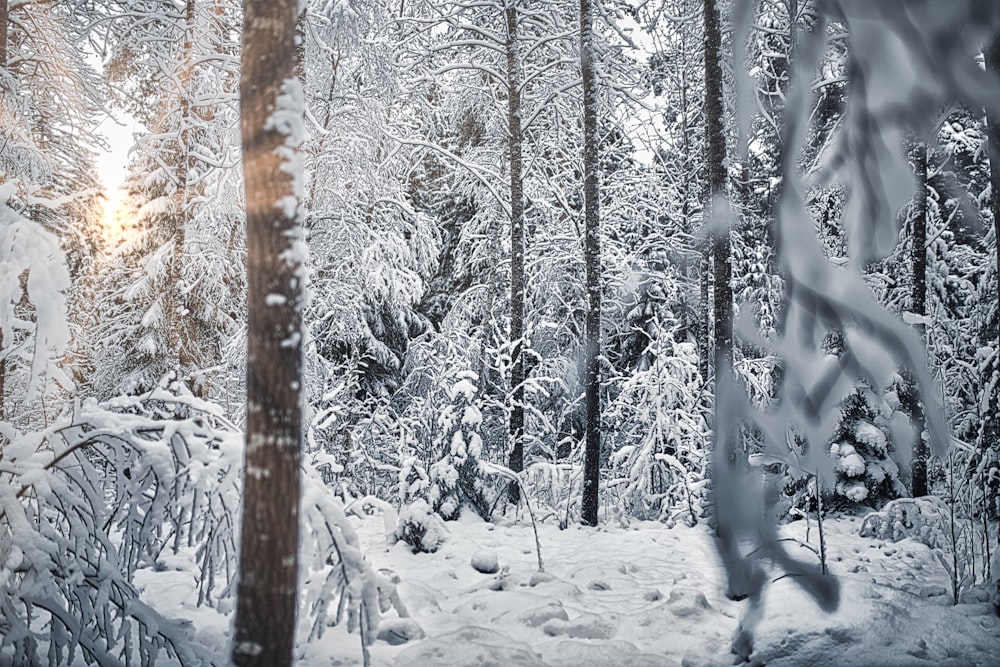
580 0 602 527
505 0 526 504
232 0 305 665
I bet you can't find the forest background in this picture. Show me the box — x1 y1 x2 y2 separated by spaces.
1 0 999 664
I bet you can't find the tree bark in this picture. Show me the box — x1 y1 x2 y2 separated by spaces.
232 1 304 665
505 0 526 504
910 141 928 497
984 35 1000 468
0 0 7 71
704 0 731 375
1 0 7 423
167 0 195 386
580 0 602 527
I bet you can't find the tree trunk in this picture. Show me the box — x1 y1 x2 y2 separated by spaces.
232 1 304 665
0 0 7 71
704 0 732 375
167 0 195 386
505 0 526 504
910 141 928 497
984 36 1000 475
580 0 602 527
986 36 1000 410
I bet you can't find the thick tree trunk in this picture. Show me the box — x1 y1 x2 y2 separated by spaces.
579 0 602 527
505 0 526 503
232 1 304 665
910 142 928 497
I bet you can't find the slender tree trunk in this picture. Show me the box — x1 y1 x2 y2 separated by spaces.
704 0 752 603
910 141 928 497
983 37 1000 491
699 253 710 381
1 0 7 422
579 0 602 527
0 0 7 72
704 0 732 375
232 1 304 665
505 0 526 503
986 37 1000 415
167 0 195 386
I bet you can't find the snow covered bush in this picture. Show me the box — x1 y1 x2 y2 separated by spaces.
0 377 399 664
0 380 239 665
428 371 493 521
859 496 950 549
392 499 448 554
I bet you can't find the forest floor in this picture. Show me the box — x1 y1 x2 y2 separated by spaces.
139 509 1000 666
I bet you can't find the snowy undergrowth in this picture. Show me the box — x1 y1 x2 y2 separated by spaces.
296 510 1000 667
0 381 393 666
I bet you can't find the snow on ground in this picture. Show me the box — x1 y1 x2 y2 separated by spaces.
303 510 1000 667
135 510 1000 666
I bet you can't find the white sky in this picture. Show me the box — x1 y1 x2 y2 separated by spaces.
94 111 137 194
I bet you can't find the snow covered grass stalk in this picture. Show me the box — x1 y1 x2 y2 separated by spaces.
815 471 828 576
949 452 960 605
483 462 544 573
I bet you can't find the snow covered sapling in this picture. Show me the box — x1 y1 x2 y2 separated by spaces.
827 385 909 508
428 371 493 520
607 330 708 525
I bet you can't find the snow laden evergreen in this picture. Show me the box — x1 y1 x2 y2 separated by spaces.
393 370 494 553
428 371 492 521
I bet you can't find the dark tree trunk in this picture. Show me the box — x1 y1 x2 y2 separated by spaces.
580 0 602 527
984 36 1000 468
505 0 526 503
232 1 304 665
910 142 928 497
704 0 732 375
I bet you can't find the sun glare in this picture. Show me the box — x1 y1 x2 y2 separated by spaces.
100 189 131 246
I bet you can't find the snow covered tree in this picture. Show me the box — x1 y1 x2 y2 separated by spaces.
428 371 492 521
91 0 245 400
710 0 1000 633
1 0 103 427
607 313 709 524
